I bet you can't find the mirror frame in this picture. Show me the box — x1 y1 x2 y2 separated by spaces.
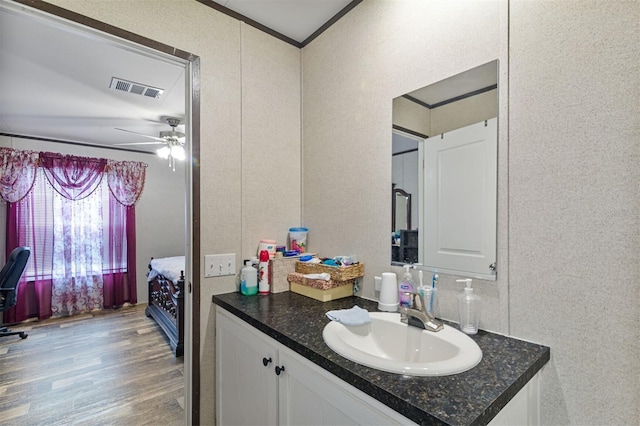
391 186 411 232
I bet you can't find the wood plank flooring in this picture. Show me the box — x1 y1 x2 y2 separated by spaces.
0 304 184 425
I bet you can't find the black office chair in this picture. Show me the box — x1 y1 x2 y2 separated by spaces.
0 246 31 339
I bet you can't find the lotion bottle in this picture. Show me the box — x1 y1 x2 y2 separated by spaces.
457 279 481 334
398 265 415 307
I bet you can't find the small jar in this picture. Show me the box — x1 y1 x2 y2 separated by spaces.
257 239 276 258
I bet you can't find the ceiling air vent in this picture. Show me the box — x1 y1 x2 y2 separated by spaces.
109 77 164 99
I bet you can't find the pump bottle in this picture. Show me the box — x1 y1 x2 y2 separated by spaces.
398 265 415 307
457 279 481 334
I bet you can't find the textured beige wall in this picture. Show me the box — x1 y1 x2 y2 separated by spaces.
392 97 431 135
508 1 639 424
43 1 301 424
0 135 186 303
302 0 507 331
240 23 302 263
430 89 497 135
305 0 639 424
393 89 497 137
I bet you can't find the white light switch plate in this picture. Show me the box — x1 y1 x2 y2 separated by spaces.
204 253 236 277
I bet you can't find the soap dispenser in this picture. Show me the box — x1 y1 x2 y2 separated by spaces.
398 265 415 307
457 279 481 334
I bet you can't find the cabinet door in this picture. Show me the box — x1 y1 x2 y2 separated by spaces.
216 308 278 426
277 347 414 426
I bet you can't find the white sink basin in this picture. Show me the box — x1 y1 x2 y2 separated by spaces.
323 312 482 376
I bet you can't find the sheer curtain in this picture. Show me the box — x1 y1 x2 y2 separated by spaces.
1 148 145 322
43 153 107 316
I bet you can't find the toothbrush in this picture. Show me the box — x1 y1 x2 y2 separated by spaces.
418 270 424 297
430 273 438 313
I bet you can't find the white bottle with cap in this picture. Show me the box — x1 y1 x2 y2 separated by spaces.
457 279 481 334
240 260 258 296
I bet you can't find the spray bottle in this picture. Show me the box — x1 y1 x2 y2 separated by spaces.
258 250 270 294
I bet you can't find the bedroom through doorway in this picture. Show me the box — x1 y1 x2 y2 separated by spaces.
0 0 200 422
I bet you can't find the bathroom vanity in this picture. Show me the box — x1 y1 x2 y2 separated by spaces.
213 292 550 425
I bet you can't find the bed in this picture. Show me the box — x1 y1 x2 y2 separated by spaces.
146 256 185 357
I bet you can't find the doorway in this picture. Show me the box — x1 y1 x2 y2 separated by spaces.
0 0 200 422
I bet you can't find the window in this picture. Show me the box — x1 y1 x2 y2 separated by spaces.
19 170 128 282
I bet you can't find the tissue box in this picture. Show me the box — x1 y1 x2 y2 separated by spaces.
287 272 354 302
268 256 299 293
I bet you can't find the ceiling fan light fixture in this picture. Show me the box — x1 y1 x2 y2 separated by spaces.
171 145 186 161
156 146 171 159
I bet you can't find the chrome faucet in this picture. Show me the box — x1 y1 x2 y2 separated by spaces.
399 292 443 332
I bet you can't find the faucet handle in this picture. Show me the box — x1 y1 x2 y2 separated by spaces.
398 291 426 312
409 291 427 313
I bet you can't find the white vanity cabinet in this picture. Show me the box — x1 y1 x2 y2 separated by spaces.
216 307 413 425
216 304 543 425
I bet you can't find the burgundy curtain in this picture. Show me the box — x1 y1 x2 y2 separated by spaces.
102 201 138 308
3 150 145 322
6 198 53 322
103 160 145 307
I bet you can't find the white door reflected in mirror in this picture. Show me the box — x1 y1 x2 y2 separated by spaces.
423 119 497 279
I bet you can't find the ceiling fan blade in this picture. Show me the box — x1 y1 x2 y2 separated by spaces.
113 141 165 146
114 127 165 142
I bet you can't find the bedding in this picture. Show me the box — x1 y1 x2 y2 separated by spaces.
147 255 185 284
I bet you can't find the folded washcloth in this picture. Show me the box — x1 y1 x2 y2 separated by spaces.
303 272 331 281
325 305 371 326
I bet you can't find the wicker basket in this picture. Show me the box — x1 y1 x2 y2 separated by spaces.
295 261 364 281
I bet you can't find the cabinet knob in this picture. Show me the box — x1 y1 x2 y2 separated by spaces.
275 365 285 376
262 357 272 367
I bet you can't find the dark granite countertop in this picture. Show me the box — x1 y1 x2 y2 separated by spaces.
212 292 550 426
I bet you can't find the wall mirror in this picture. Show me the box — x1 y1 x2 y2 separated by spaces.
391 60 498 281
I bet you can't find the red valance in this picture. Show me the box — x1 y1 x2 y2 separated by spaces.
40 152 107 201
0 148 146 205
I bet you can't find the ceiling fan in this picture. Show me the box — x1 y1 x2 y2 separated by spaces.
115 117 185 170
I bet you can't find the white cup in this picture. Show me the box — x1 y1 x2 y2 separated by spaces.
378 272 399 312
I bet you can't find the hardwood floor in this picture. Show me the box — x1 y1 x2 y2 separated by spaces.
0 305 184 425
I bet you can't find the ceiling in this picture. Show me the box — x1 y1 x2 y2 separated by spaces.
0 0 357 153
208 0 355 45
0 3 187 153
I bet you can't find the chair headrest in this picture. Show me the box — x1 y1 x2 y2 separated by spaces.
9 246 30 263
1 246 31 289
